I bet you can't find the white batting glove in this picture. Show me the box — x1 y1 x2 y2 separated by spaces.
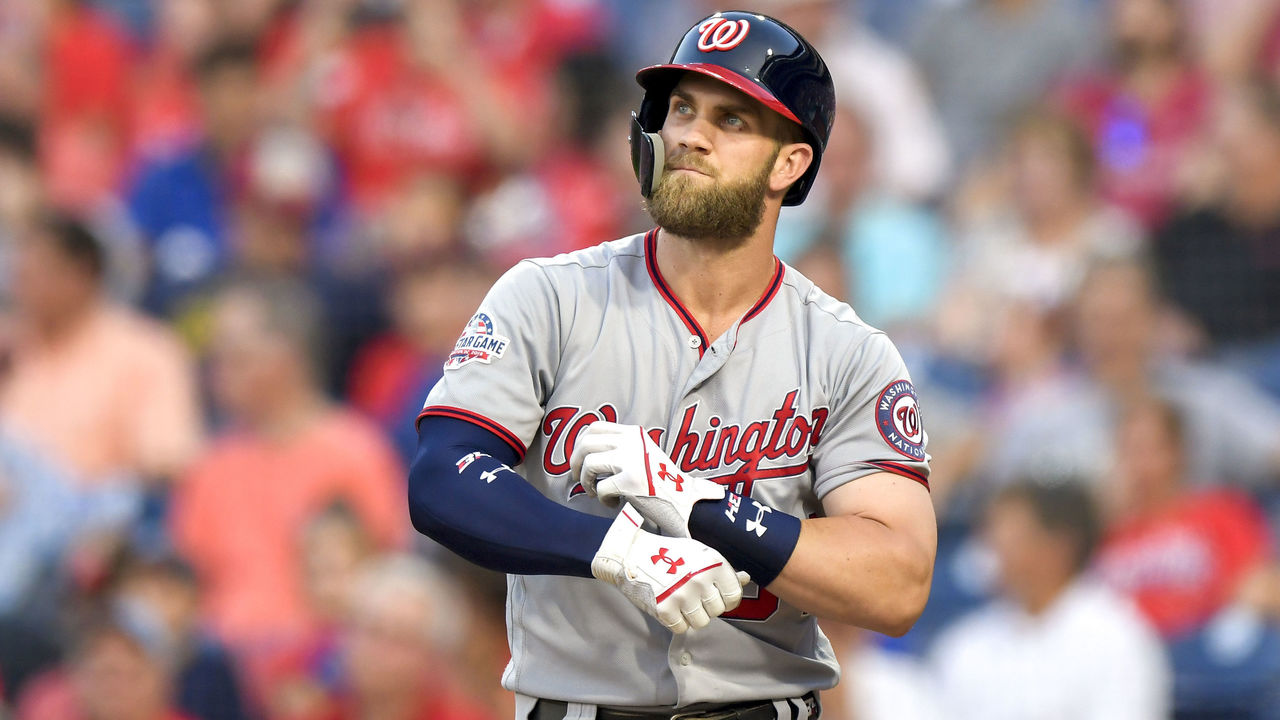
592 504 750 633
570 422 726 538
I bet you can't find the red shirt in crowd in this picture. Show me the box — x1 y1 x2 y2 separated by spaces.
1097 488 1273 638
171 408 407 651
1056 69 1211 230
41 3 136 209
316 24 490 212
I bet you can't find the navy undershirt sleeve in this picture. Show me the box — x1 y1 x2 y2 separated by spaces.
408 415 611 577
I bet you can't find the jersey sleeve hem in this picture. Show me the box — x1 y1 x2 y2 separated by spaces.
862 461 930 489
814 461 930 500
417 406 528 462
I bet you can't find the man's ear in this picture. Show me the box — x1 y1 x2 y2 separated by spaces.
770 143 814 195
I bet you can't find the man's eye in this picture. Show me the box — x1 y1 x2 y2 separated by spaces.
725 115 744 128
675 102 692 114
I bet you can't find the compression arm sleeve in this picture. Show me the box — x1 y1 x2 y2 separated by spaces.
408 415 611 577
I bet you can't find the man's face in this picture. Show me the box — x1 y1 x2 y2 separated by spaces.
208 291 295 422
73 633 169 720
984 497 1065 605
1112 405 1183 515
645 74 794 246
11 234 97 328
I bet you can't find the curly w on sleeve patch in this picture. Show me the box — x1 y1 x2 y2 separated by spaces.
445 312 510 370
876 379 926 460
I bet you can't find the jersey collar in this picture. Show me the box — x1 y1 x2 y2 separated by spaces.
643 228 785 357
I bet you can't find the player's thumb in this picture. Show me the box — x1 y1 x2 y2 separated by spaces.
583 449 629 488
570 437 620 487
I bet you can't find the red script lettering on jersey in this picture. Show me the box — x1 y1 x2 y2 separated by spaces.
544 390 822 498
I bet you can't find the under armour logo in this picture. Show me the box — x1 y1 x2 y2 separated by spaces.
745 501 771 537
657 463 684 491
651 548 685 574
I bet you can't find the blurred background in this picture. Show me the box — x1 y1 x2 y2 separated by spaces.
0 0 1279 718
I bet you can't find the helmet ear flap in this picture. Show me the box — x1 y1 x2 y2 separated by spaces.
629 112 666 199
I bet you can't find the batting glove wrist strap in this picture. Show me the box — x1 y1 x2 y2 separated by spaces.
688 493 801 588
592 504 749 634
572 422 726 537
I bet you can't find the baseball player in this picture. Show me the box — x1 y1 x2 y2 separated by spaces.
409 11 936 718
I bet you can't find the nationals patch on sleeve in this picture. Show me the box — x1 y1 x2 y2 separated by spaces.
445 312 510 370
875 379 926 461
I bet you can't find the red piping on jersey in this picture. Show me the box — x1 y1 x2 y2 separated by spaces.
644 229 786 355
655 561 725 604
741 258 784 323
645 229 708 357
418 406 527 462
864 460 930 491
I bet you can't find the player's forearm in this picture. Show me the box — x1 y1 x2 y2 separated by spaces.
767 514 934 635
409 416 611 577
686 477 935 634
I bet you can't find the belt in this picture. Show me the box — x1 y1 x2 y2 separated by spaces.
531 692 819 720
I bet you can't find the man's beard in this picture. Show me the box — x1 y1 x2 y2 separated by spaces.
644 150 775 249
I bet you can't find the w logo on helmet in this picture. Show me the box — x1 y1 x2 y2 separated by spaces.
696 17 750 52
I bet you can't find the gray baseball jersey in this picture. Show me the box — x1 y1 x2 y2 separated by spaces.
420 229 930 708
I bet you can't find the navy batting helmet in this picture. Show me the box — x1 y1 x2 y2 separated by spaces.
630 11 835 206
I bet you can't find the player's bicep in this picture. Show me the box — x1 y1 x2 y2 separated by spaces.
821 471 937 568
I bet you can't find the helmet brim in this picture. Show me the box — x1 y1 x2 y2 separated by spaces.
635 62 804 127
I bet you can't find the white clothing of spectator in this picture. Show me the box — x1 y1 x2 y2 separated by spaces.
931 580 1170 720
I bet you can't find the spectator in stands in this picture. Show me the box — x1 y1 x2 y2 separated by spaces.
0 428 143 701
0 115 41 244
974 258 1280 490
170 275 405 665
346 258 493 463
927 299 1072 509
16 612 191 720
111 550 251 720
931 481 1170 719
258 502 377 720
1056 0 1211 230
313 0 523 215
949 106 1142 317
1097 397 1280 638
756 0 950 200
462 52 629 266
126 38 261 313
40 0 135 210
332 554 493 720
0 211 202 486
773 104 948 331
909 0 1100 177
130 0 219 157
1154 79 1280 396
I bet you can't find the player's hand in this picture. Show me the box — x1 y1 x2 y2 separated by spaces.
592 504 750 633
570 422 725 537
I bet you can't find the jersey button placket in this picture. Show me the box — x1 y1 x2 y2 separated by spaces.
668 634 693 702
688 335 701 349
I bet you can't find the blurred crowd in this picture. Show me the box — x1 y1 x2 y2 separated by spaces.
1 0 1280 718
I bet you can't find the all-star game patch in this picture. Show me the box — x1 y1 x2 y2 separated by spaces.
876 379 926 461
445 312 510 370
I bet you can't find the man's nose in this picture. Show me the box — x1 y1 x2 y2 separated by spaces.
673 115 713 154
